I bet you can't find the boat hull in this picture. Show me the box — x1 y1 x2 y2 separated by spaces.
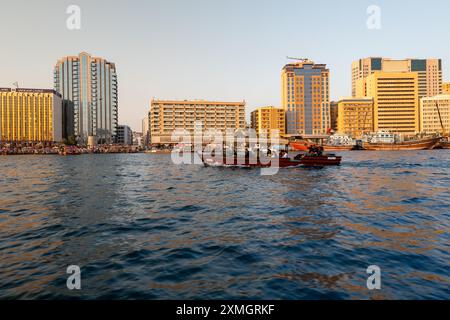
362 137 440 151
323 145 354 151
290 141 312 151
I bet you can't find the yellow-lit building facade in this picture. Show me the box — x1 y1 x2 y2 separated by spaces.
150 100 246 144
420 95 450 134
443 82 450 94
250 106 285 137
281 60 330 135
352 57 442 98
0 88 63 142
365 72 419 134
337 98 374 138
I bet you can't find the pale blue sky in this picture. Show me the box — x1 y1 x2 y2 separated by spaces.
1 0 449 131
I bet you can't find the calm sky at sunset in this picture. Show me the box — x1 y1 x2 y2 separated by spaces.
1 0 450 130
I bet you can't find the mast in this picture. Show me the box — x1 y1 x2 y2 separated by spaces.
435 101 447 137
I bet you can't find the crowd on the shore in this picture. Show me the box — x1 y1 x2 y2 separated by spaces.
0 142 140 156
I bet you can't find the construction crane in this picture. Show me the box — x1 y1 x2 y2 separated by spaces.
435 101 447 137
286 57 310 62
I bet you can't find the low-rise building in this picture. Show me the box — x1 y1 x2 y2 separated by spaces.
116 125 133 145
149 99 246 144
420 95 450 134
337 97 374 138
250 106 285 137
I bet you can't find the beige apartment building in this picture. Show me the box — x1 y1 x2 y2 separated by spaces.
365 72 419 134
337 98 374 138
352 57 442 98
250 106 285 137
420 95 450 134
149 100 246 144
0 88 63 142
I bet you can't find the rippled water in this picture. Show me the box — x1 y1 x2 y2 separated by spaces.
0 151 449 300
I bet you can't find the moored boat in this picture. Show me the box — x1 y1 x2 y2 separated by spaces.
362 130 440 151
289 140 313 151
362 137 440 151
324 134 357 151
323 145 355 151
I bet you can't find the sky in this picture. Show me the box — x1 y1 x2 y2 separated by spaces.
1 0 450 131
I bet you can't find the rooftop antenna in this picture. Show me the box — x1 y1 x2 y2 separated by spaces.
286 57 309 62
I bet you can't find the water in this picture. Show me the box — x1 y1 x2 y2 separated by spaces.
0 151 449 300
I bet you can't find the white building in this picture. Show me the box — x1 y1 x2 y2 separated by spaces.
116 125 133 145
420 95 450 134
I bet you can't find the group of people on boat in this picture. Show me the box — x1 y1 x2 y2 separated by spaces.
307 145 324 157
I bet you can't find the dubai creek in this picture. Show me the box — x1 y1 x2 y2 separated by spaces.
0 151 449 300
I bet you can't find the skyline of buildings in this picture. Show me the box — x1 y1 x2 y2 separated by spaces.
2 53 450 145
54 52 118 144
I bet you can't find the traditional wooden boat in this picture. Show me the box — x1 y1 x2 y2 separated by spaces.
203 154 342 168
362 137 440 151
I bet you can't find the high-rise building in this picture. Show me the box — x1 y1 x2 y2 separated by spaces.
337 97 374 138
149 100 246 144
54 52 118 144
420 95 450 134
281 60 330 135
116 125 133 145
366 72 419 134
250 106 285 137
352 57 442 98
0 88 63 142
443 82 450 94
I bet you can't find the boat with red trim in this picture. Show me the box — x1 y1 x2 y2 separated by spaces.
203 153 342 168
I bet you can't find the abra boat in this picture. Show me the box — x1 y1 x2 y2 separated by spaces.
203 154 342 168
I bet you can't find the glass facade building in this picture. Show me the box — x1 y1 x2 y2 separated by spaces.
54 52 118 144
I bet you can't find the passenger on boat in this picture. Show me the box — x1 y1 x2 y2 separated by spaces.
280 150 289 158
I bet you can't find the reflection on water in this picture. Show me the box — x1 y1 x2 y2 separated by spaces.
0 151 449 299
